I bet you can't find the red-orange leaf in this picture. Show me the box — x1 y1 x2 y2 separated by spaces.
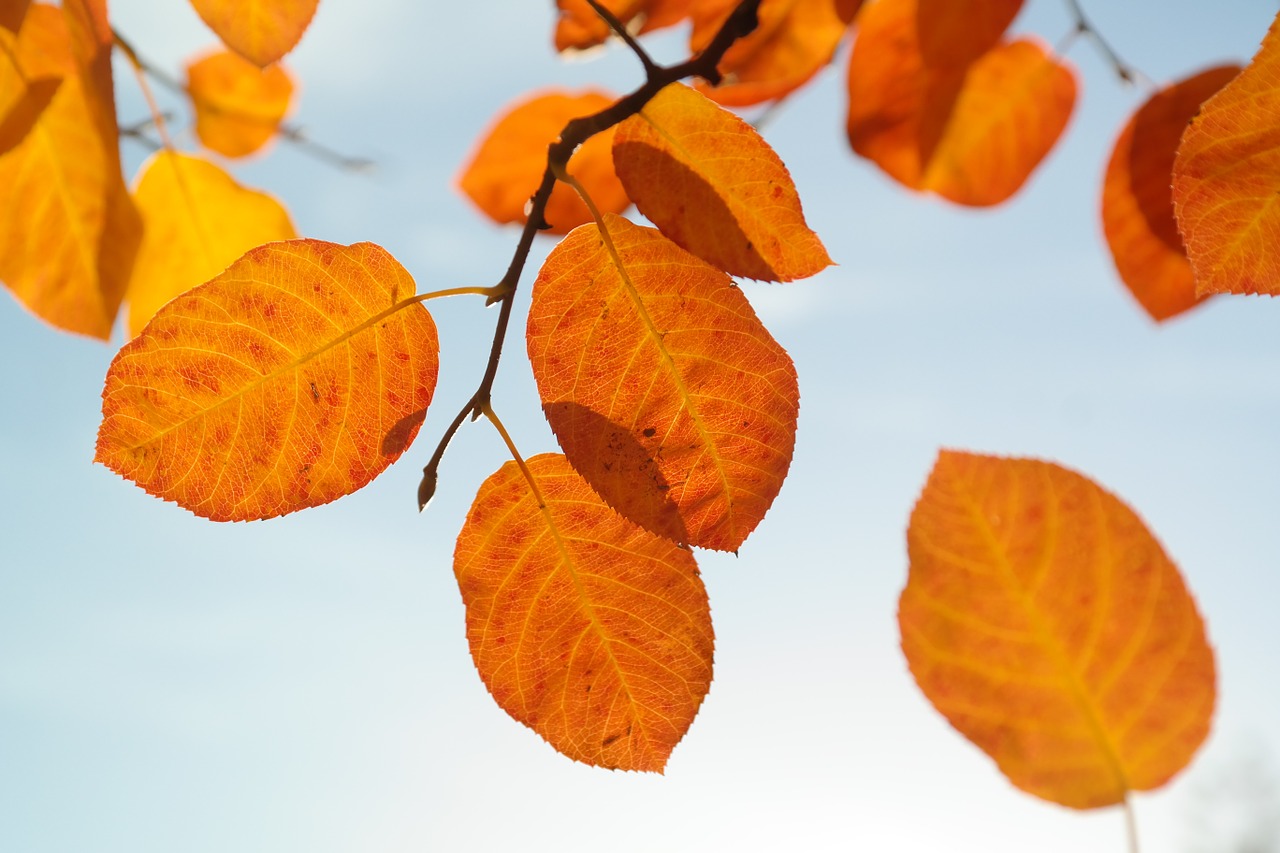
613 82 830 281
455 452 714 772
1102 66 1240 321
846 0 1075 206
1173 12 1280 297
554 0 691 52
527 215 798 552
186 48 294 158
690 0 851 106
1 0 30 33
458 90 630 235
95 240 438 521
900 451 1215 809
188 0 317 67
915 0 1023 68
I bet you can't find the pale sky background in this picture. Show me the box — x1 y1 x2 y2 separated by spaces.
2 1 1279 851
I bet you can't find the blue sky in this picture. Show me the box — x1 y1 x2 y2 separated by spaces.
2 1 1279 851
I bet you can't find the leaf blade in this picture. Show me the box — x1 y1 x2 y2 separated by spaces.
188 0 318 67
185 47 295 158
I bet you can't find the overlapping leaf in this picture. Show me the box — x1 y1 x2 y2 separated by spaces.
0 20 59 156
900 451 1215 809
96 240 438 521
189 0 317 67
459 89 630 235
915 0 1022 68
186 48 294 158
1103 67 1239 321
125 151 296 336
1 0 30 33
0 2 140 339
1173 12 1280 297
846 0 1075 206
455 452 714 772
554 0 690 52
527 215 798 552
613 82 830 281
690 0 852 106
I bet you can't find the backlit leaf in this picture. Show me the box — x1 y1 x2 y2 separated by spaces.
189 0 317 67
846 0 1075 206
690 0 851 106
527 215 799 552
96 240 439 521
1 0 30 33
0 3 140 339
1173 12 1280 297
554 0 691 52
1103 66 1240 321
916 0 1023 68
459 89 630 235
125 151 297 336
455 452 714 772
186 48 294 158
613 82 830 281
0 21 59 156
900 451 1215 809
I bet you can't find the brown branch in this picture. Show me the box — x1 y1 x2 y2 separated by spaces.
417 0 763 510
1062 0 1148 87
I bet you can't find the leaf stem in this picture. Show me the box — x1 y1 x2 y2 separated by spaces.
1123 794 1140 853
481 401 547 509
113 31 176 151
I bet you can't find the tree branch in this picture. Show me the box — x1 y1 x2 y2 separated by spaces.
1062 0 1147 87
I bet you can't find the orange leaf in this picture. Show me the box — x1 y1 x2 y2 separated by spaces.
125 151 297 336
915 0 1023 68
1102 66 1240 321
846 0 1075 206
0 20 59 156
527 215 799 552
613 82 831 281
95 240 439 521
188 0 317 67
0 3 140 339
1173 12 1280 297
554 0 691 52
186 48 294 158
458 89 630 235
690 0 851 106
1 0 30 33
900 451 1216 809
455 452 714 772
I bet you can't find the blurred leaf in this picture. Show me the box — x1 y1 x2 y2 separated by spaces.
186 47 294 158
188 0 318 67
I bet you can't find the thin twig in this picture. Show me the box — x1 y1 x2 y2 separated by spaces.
1062 0 1150 88
1123 795 1141 853
585 0 658 76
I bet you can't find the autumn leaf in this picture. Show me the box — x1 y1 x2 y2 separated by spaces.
690 0 851 106
186 48 294 158
1173 12 1280 297
1 0 30 34
0 2 140 339
900 451 1215 809
527 215 798 552
846 0 1075 206
553 0 691 52
96 240 439 521
915 0 1023 68
459 90 630 235
125 151 297 336
455 452 714 772
188 0 317 67
0 22 59 156
613 82 830 281
1103 66 1240 321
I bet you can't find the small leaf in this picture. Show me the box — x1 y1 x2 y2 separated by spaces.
527 215 799 552
613 82 831 281
96 240 439 521
186 48 295 158
554 0 691 52
846 0 1075 207
900 451 1216 809
1102 66 1240 321
188 0 318 67
125 151 297 336
458 89 630 234
1173 11 1280 297
915 0 1023 68
455 452 714 772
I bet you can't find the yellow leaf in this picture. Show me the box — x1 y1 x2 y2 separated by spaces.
186 48 295 158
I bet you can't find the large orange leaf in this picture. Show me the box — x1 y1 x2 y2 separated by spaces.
125 151 297 336
1173 12 1280 297
554 0 691 52
96 240 439 521
188 0 317 67
846 0 1075 206
613 82 830 281
690 0 851 106
1102 66 1240 321
455 452 714 772
458 89 630 235
527 215 798 552
900 451 1215 809
186 48 294 158
0 3 140 339
915 0 1023 68
0 20 59 156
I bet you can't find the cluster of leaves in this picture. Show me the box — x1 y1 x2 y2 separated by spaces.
2 0 1275 843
